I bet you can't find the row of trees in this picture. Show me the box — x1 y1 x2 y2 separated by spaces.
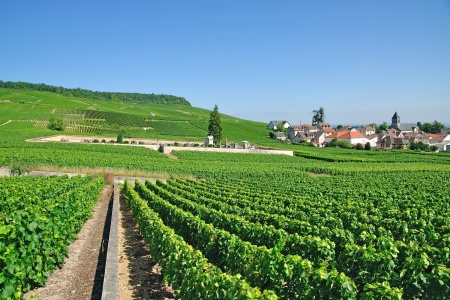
0 80 190 105
417 121 445 134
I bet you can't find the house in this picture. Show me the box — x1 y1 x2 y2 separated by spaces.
422 134 447 145
321 127 336 137
360 125 376 136
317 123 332 130
287 124 319 140
272 131 287 141
378 134 410 149
292 130 326 146
366 134 379 148
390 112 419 133
268 120 291 130
325 129 368 146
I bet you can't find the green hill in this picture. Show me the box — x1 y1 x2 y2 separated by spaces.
0 86 273 144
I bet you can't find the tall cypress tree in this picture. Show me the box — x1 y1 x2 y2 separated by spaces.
208 105 222 145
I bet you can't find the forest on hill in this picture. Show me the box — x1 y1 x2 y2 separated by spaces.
0 80 190 105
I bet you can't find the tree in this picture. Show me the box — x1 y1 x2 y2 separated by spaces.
312 107 325 125
355 143 364 150
417 120 443 134
336 125 343 130
432 120 444 134
208 105 222 145
365 142 372 150
47 117 65 131
417 141 430 152
117 131 123 143
369 123 381 134
378 122 388 132
420 122 433 133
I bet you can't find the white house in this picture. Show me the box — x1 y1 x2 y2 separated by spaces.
292 130 326 146
325 130 368 145
360 126 376 136
268 120 291 130
272 131 287 141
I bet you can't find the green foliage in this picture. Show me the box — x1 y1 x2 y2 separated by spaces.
364 142 372 150
0 175 104 298
116 131 123 143
123 180 276 299
47 117 65 131
0 80 190 105
328 138 352 149
312 107 325 125
9 161 30 176
410 141 430 152
355 143 364 150
379 122 388 132
419 120 444 134
208 105 222 145
143 172 450 298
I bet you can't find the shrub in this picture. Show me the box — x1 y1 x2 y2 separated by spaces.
9 161 30 176
47 117 65 131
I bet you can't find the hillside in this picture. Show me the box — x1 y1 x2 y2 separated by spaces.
0 87 273 144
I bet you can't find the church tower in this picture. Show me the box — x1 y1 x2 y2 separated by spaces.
391 112 400 130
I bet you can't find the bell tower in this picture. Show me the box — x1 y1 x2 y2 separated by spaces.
391 112 400 130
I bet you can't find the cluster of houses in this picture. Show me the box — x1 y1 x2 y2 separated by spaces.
268 112 450 152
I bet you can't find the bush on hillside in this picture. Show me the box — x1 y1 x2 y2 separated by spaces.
47 117 65 131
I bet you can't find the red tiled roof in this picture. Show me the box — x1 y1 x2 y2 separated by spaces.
423 134 446 142
323 127 335 133
339 131 366 139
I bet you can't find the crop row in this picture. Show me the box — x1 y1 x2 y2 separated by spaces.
123 180 278 299
149 177 450 299
129 180 357 299
0 175 104 299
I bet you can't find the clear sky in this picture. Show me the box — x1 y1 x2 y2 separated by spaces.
1 1 449 125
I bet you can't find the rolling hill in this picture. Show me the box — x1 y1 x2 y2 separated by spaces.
0 86 274 145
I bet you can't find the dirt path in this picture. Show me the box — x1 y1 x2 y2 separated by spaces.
0 120 11 126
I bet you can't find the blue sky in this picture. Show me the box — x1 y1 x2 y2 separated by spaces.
1 1 449 125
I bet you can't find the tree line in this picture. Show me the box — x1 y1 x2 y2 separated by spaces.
0 80 191 106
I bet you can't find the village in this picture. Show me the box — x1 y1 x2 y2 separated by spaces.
268 112 450 152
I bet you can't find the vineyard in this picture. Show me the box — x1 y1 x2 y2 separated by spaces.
0 86 450 299
0 175 104 299
123 172 450 299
